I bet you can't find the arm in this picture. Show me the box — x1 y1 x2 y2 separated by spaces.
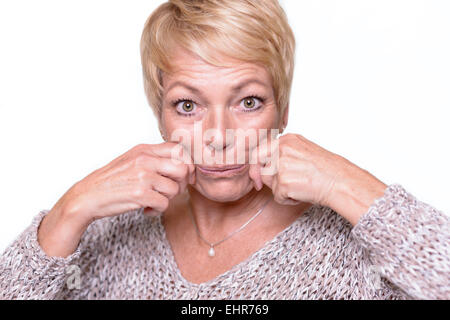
0 209 86 299
0 142 193 300
350 183 450 299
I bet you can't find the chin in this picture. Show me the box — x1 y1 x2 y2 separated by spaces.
193 177 253 202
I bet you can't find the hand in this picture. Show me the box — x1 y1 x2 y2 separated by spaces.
68 142 195 220
38 142 195 257
249 133 387 225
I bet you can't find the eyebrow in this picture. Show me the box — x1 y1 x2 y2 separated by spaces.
166 78 269 97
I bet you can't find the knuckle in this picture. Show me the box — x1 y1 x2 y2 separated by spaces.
136 169 150 183
282 133 301 145
173 164 187 178
169 181 180 196
132 153 152 169
285 133 298 140
132 186 145 199
131 144 152 158
134 143 150 151
280 133 292 141
160 196 170 211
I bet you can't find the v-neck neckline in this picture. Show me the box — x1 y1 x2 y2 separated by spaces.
156 204 316 289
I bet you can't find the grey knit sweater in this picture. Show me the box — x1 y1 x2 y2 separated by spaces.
0 184 449 299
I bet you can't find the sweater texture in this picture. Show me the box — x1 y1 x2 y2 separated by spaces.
1 183 449 299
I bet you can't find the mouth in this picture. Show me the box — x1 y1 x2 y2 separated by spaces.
196 164 248 178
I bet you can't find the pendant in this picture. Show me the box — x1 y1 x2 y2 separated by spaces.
208 246 215 257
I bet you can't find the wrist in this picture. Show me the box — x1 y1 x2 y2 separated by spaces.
37 200 89 258
327 166 387 227
60 198 93 232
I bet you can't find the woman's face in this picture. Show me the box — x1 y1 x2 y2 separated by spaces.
160 47 283 202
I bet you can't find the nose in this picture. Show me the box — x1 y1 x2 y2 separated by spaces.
203 106 234 151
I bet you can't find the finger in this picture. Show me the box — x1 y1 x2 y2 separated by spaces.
249 146 263 191
260 168 274 189
149 160 187 196
151 174 181 199
248 162 263 191
141 189 169 213
152 158 189 182
270 175 299 205
249 138 278 190
259 138 279 176
149 142 195 184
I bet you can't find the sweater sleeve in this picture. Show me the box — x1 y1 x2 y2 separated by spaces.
350 183 450 299
0 209 86 299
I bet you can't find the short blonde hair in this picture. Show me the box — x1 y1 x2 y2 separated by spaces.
140 0 296 120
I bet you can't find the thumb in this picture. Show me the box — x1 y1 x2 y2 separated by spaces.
249 162 263 191
249 136 278 191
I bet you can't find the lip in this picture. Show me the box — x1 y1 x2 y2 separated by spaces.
197 164 248 177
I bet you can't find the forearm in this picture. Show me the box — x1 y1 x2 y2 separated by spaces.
351 183 450 299
38 199 91 258
0 209 84 299
325 157 388 226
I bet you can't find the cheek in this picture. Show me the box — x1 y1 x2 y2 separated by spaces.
161 119 195 152
161 109 189 136
160 105 279 156
234 105 279 131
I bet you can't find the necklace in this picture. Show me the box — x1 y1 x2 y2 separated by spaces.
188 197 272 257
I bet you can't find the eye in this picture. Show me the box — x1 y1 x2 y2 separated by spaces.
180 101 194 112
172 98 197 116
243 98 256 109
239 95 265 112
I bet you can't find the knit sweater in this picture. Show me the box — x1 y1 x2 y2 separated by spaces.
0 184 449 299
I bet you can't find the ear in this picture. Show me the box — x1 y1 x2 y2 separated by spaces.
280 103 289 134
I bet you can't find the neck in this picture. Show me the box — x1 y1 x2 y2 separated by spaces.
185 186 312 241
188 185 272 228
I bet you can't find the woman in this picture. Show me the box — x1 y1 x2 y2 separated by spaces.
1 0 449 299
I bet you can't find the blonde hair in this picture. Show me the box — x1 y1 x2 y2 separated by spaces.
140 0 296 120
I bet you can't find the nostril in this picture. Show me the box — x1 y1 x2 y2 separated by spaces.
207 138 232 151
207 141 224 151
203 131 227 150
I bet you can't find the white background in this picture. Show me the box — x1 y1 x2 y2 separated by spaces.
0 0 449 252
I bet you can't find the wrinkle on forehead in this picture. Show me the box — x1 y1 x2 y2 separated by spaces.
162 46 271 89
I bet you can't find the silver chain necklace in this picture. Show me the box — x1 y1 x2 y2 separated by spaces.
188 197 271 257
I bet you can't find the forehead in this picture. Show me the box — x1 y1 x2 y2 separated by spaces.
162 47 271 88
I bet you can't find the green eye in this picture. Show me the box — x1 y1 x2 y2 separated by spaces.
182 101 194 112
243 98 256 109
